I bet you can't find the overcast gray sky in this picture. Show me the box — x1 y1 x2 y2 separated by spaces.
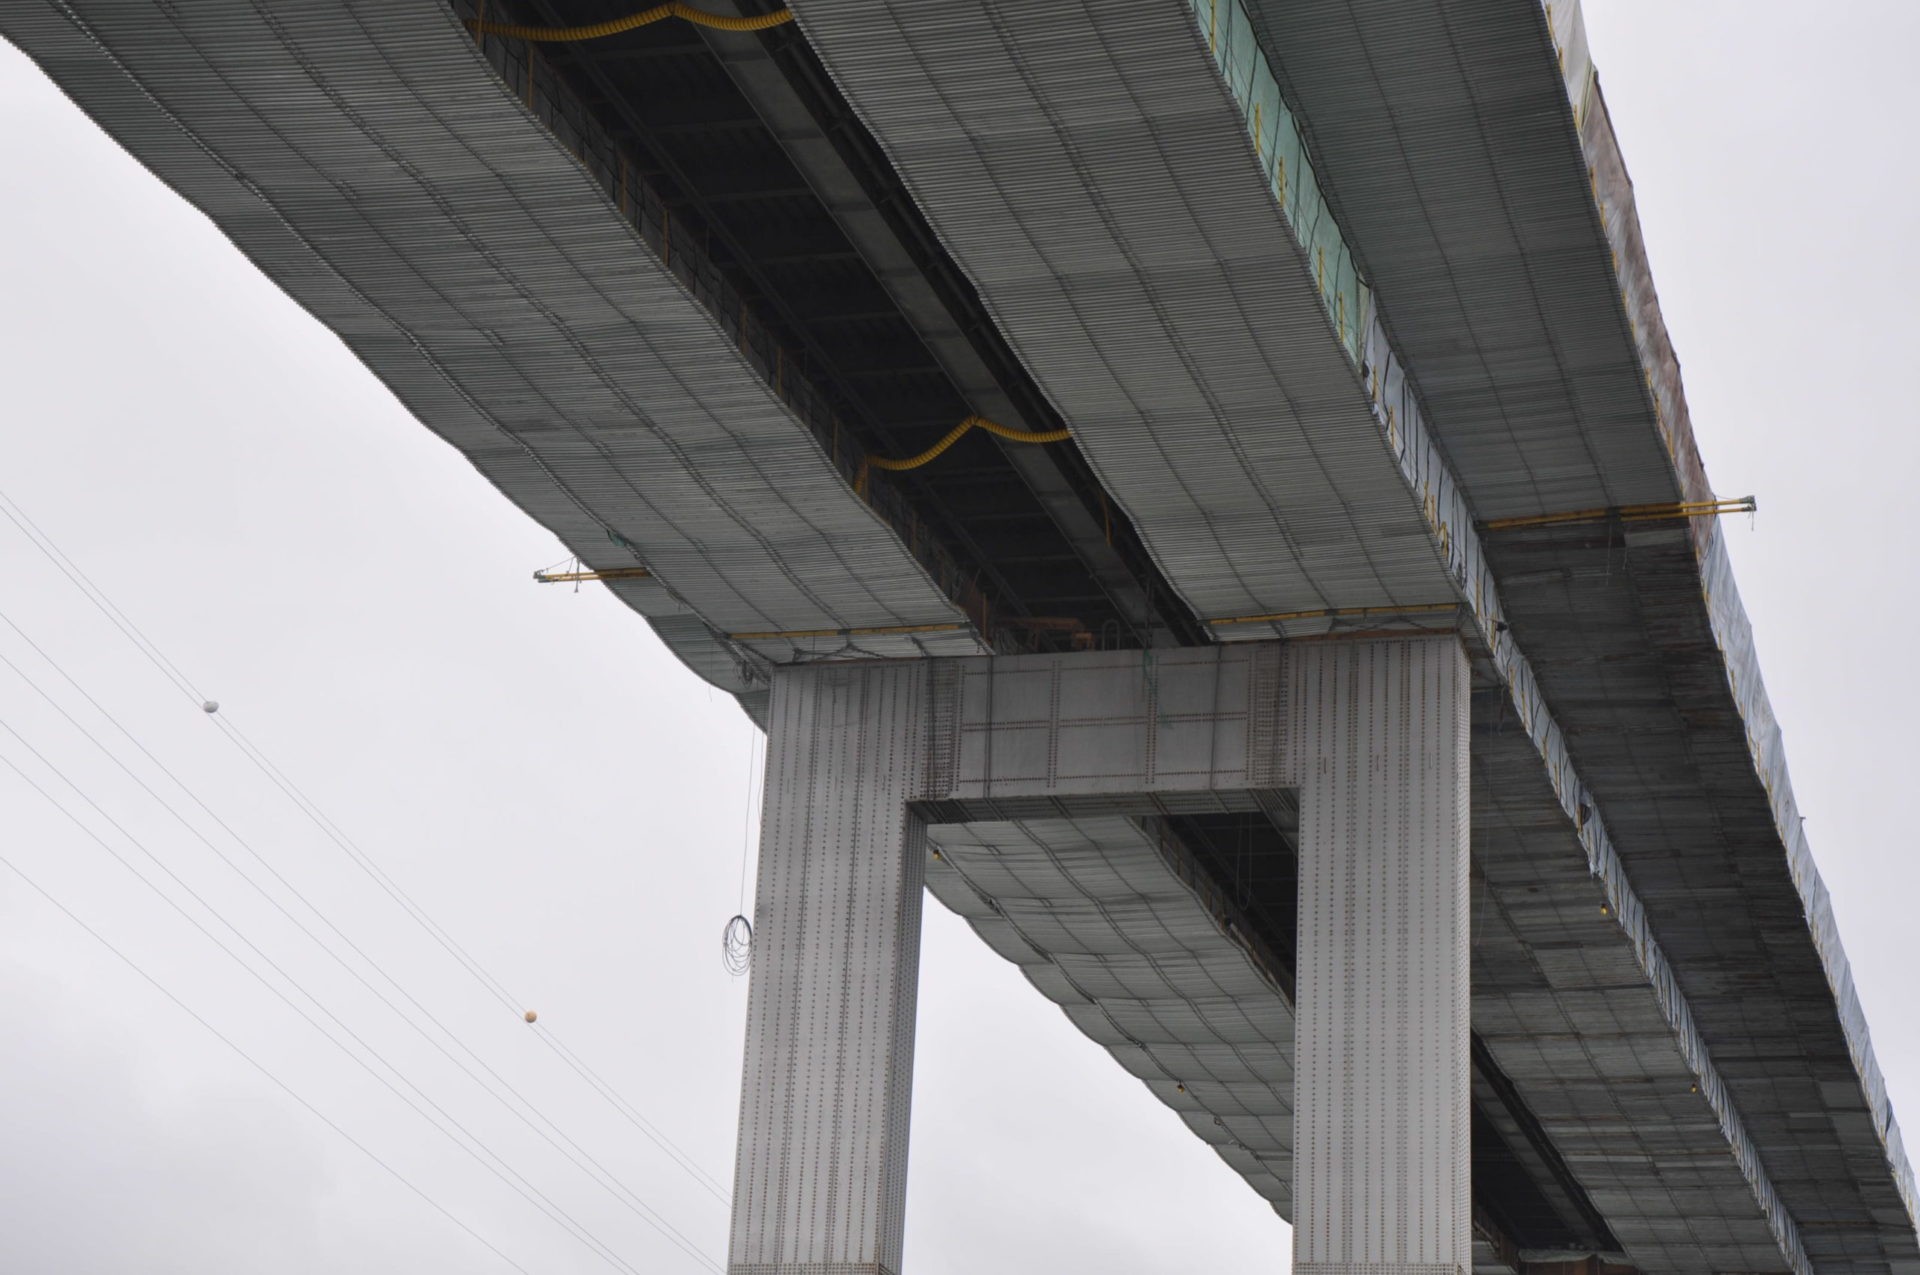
1 3 1914 1272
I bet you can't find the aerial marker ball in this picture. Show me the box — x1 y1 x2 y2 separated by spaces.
202 701 220 714
524 1010 537 1024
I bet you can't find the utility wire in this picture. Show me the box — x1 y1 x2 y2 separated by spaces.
0 849 537 1275
0 486 731 1200
203 708 730 1197
724 730 760 977
737 729 759 916
0 731 694 1275
0 617 731 1248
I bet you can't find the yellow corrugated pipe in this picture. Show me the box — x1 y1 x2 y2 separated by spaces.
467 3 795 41
856 415 1071 493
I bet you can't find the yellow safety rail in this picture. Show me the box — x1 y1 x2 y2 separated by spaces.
467 3 795 41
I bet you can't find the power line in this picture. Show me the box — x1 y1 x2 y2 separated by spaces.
0 598 731 1210
0 617 730 1247
0 485 732 1200
0 849 538 1275
0 732 694 1275
725 729 760 977
204 705 733 1199
738 728 761 915
0 731 665 1272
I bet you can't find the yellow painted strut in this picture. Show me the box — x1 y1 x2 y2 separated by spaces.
1208 602 1459 629
727 622 969 641
466 3 795 41
1482 496 1755 532
533 566 654 583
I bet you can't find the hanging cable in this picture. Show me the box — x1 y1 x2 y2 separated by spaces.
467 3 795 41
0 851 537 1275
855 415 1071 493
0 485 729 1202
721 916 754 978
736 729 758 918
722 730 759 977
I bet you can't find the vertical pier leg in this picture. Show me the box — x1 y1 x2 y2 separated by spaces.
1291 637 1472 1275
729 661 929 1275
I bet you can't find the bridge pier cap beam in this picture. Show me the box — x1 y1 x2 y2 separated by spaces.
729 637 1470 1275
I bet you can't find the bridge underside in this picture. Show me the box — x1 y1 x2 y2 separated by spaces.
1240 5 1918 1266
4 3 1911 1274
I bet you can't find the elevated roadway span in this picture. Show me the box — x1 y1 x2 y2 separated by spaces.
4 4 1911 1275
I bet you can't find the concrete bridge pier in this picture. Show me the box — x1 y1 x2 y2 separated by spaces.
726 638 1469 1275
1290 640 1472 1275
726 660 930 1275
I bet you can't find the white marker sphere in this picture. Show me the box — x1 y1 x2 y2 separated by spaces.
201 701 220 714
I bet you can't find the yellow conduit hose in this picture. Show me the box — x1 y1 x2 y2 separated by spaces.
856 415 1072 493
467 3 795 41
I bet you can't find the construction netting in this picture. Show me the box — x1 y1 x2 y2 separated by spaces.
1542 0 1917 1224
1186 0 1366 367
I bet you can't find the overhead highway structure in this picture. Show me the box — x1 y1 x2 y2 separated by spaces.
4 4 1914 1275
790 2 1915 1274
1232 5 1920 1272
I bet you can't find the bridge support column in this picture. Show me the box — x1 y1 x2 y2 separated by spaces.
727 637 1466 1274
1291 639 1472 1275
728 661 929 1275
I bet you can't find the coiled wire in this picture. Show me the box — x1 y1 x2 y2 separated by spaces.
721 915 753 977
